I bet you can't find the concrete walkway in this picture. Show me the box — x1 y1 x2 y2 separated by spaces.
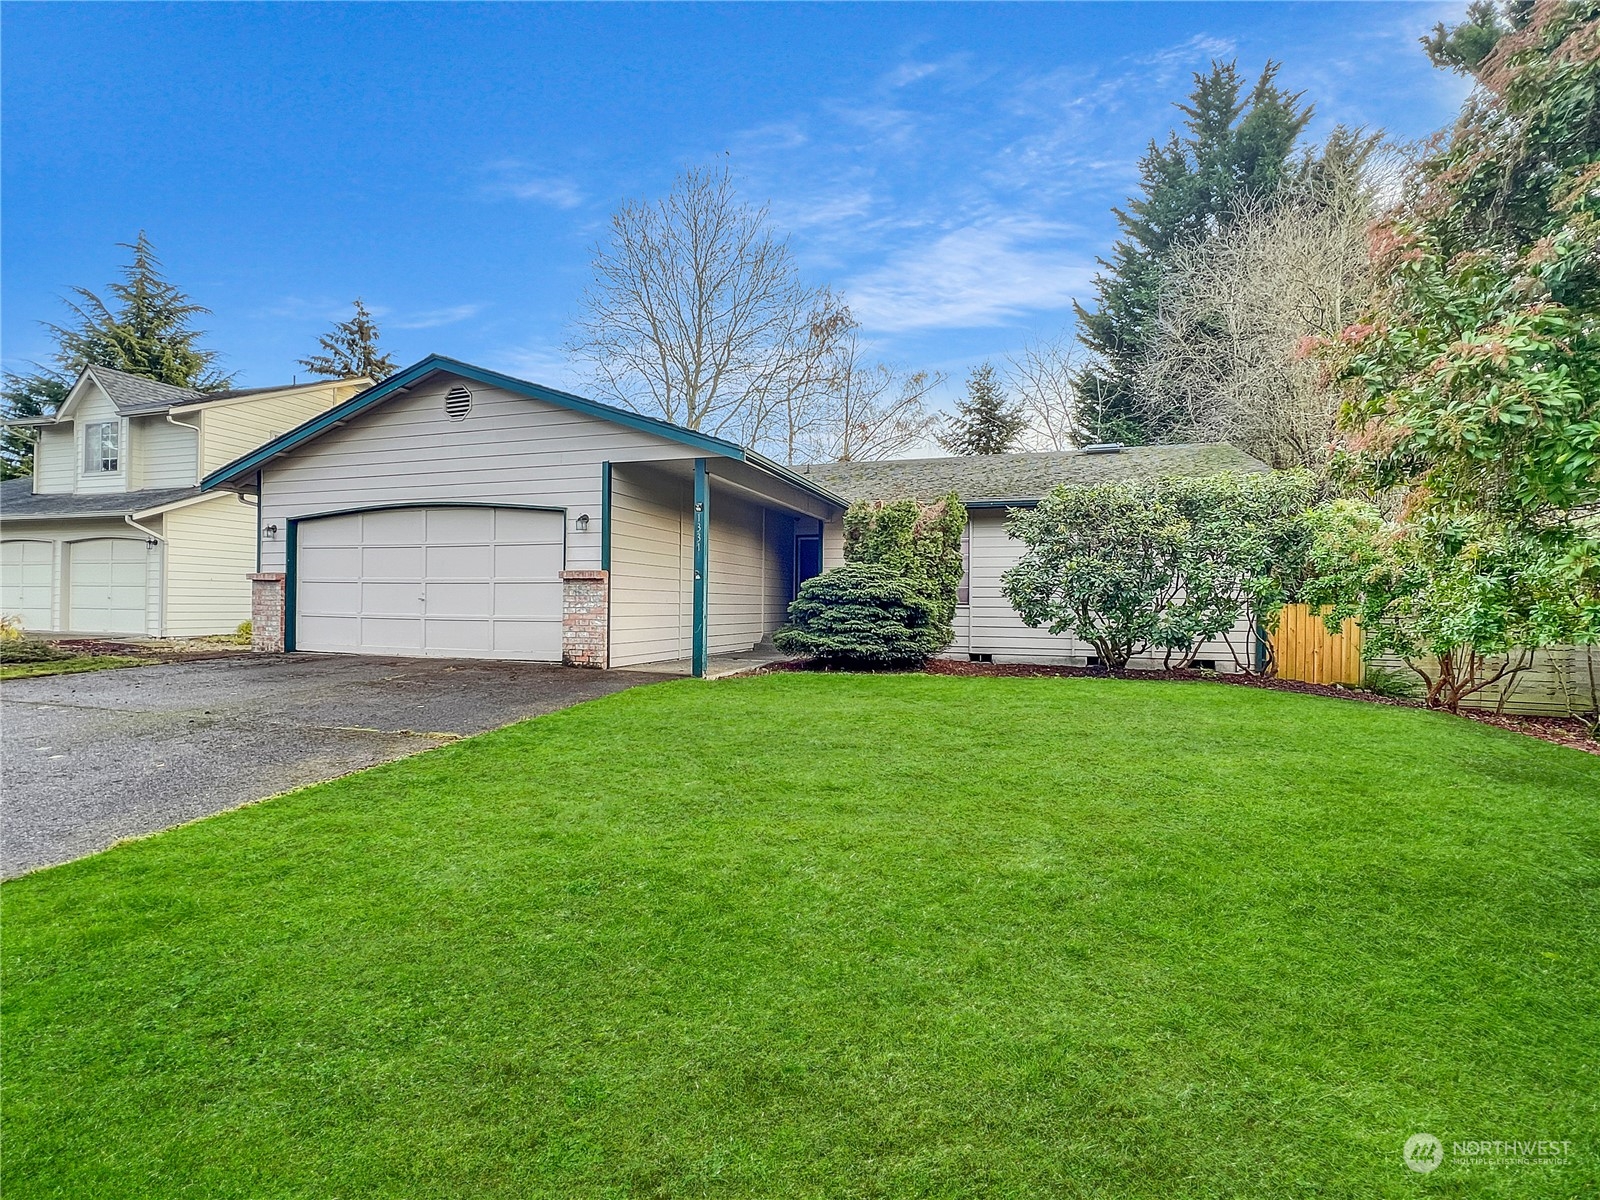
1 654 666 878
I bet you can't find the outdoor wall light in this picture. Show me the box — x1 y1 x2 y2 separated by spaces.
576 513 590 532
264 523 280 539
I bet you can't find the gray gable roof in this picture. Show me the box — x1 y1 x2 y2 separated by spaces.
795 444 1269 505
0 476 203 520
85 366 205 414
79 365 346 416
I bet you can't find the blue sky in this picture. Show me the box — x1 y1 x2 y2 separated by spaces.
2 2 1471 411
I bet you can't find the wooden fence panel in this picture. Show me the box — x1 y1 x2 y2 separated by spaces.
1271 604 1364 686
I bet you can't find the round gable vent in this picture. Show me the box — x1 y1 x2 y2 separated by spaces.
444 385 473 421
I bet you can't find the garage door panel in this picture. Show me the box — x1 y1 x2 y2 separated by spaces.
361 544 424 578
0 541 53 628
425 542 494 579
68 540 148 634
494 581 562 615
300 545 358 579
494 541 564 577
360 509 426 545
427 507 495 542
296 507 564 662
299 513 361 549
493 619 562 656
358 581 423 616
360 616 425 651
298 614 361 649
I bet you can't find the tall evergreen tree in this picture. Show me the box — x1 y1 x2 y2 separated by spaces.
1072 61 1313 445
298 299 397 381
1 232 232 478
44 231 234 390
938 363 1026 456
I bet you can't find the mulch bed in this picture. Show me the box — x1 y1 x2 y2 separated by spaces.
763 657 1600 757
45 638 250 663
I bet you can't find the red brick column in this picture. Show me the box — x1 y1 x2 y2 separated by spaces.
560 570 609 668
248 572 286 653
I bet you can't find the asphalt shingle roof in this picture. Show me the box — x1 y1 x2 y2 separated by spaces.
0 476 203 520
83 365 355 416
794 444 1269 505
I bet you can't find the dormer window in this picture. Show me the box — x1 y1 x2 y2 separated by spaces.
83 421 120 473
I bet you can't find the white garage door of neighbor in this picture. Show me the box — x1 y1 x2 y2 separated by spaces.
1 540 54 629
68 539 149 634
296 507 565 660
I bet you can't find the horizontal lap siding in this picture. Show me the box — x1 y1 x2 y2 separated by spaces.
765 511 797 632
33 427 75 494
134 416 198 488
200 383 360 478
162 497 256 636
258 380 701 576
1373 646 1600 716
609 464 690 668
708 491 767 655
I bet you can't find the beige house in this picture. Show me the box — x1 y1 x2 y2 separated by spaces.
0 365 368 636
201 355 1269 676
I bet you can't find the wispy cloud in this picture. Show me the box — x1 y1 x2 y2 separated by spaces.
483 160 586 208
845 219 1096 332
386 304 483 330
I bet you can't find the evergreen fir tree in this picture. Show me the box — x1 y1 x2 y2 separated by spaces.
1072 61 1313 445
44 231 234 390
298 299 397 381
2 233 231 477
938 363 1026 456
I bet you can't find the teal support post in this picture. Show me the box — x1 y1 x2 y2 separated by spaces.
692 459 709 678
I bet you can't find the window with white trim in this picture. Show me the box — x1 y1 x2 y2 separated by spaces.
82 421 120 473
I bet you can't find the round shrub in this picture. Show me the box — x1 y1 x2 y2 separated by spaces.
773 563 944 667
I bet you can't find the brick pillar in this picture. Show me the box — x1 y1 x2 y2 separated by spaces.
560 569 609 668
248 572 286 653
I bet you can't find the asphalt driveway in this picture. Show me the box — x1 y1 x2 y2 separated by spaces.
2 654 666 878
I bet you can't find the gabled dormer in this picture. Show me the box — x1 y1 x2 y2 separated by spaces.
22 366 371 497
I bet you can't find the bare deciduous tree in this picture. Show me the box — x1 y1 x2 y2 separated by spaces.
1008 336 1093 450
802 321 941 463
569 164 846 450
1131 161 1384 470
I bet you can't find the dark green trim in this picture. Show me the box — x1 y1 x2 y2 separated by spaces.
283 520 298 653
962 499 1041 511
199 354 848 511
254 472 262 574
599 461 612 573
286 499 567 525
692 458 709 679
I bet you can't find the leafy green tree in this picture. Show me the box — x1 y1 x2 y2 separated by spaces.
937 364 1025 455
1002 471 1317 672
1312 0 1599 689
1072 61 1314 444
843 493 966 622
773 564 945 667
298 298 397 381
1304 500 1590 711
45 231 233 390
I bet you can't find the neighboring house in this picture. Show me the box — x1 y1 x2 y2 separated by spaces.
0 366 369 636
200 354 1268 676
798 446 1270 671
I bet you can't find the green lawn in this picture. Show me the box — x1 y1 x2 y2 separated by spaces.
0 654 152 680
4 675 1596 1198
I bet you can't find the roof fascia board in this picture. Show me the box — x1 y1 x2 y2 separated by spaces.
200 355 846 512
52 369 104 423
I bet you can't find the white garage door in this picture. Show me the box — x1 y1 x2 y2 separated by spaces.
296 507 565 660
1 540 54 630
68 539 149 634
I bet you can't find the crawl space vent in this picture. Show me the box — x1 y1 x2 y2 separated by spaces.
444 385 473 421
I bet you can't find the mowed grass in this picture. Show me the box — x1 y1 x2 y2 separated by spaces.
4 675 1596 1199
